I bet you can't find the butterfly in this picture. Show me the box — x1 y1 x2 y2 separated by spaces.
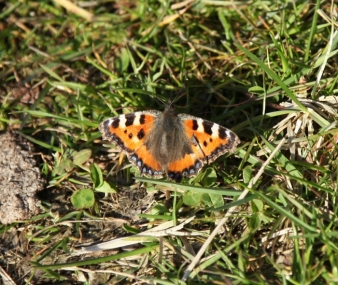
99 104 240 182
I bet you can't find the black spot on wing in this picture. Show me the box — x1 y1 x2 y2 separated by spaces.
218 127 228 140
137 129 145 139
125 114 136 126
202 121 213 136
112 118 120 128
192 119 198 131
139 114 146 124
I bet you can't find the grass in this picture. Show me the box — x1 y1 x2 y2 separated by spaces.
1 0 338 284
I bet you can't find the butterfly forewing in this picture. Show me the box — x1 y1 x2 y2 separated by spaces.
99 111 158 152
180 115 240 163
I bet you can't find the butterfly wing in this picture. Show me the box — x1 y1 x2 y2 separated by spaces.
179 114 240 164
99 111 165 177
166 152 204 181
164 114 239 182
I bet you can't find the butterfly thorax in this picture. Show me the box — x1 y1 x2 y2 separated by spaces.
145 106 193 170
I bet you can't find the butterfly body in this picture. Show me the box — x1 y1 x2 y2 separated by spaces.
99 105 240 182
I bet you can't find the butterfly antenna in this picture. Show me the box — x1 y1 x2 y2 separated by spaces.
170 90 186 107
153 95 167 108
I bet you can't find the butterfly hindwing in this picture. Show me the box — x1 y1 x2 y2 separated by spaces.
131 145 164 177
166 153 203 181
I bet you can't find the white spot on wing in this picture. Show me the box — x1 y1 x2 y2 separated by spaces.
105 119 112 127
211 124 219 138
134 113 141 126
119 115 127 128
196 118 204 132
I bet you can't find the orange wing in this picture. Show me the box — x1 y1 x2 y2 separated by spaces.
167 153 203 181
165 115 240 182
99 111 163 177
180 115 240 164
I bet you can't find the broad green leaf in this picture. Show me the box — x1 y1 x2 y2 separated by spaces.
249 214 261 233
243 165 252 184
63 158 74 172
95 181 117 193
183 192 204 206
71 189 95 209
252 199 264 212
73 149 92 166
206 194 224 208
90 163 103 188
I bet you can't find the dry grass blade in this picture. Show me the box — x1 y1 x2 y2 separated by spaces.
76 216 198 253
53 0 94 21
